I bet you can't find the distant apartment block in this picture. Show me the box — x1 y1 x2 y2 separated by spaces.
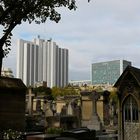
69 80 91 86
16 37 68 87
91 60 131 85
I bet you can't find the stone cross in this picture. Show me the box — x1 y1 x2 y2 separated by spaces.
27 88 34 115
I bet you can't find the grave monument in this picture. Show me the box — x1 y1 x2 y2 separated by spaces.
114 66 140 140
80 91 102 130
0 77 27 131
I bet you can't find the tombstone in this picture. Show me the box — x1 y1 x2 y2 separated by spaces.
60 116 79 130
71 99 81 127
114 66 140 140
61 105 67 116
44 101 53 117
56 97 66 114
80 91 102 130
67 102 73 115
43 101 54 129
26 88 35 115
0 77 27 131
60 95 81 130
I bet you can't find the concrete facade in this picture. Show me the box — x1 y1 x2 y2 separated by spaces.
16 37 68 88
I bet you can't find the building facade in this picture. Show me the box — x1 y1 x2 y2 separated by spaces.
69 80 91 87
91 60 131 85
16 37 68 87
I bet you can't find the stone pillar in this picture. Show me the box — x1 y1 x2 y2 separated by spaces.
81 91 102 130
45 101 53 117
87 91 102 130
118 92 122 140
27 88 34 115
67 102 73 115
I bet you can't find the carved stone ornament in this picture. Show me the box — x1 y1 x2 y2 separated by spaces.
125 80 135 92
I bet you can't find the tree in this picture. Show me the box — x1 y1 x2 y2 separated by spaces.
52 86 79 99
0 0 78 76
33 86 53 100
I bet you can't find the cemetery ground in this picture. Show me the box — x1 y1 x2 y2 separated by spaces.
0 77 118 140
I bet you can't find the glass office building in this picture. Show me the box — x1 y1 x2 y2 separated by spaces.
91 60 131 85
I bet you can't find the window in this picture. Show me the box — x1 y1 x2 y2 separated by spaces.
123 95 138 122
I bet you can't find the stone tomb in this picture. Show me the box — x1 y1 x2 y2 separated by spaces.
114 66 140 140
80 91 102 130
56 95 81 130
0 77 27 131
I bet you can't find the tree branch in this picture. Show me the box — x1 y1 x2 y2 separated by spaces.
0 1 17 23
0 22 17 49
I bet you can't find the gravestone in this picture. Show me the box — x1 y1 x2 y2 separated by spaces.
55 97 66 114
26 88 35 115
44 101 53 117
80 91 102 130
0 77 27 131
45 101 58 129
67 102 73 115
60 95 81 130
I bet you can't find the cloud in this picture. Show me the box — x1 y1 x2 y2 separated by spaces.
2 0 140 81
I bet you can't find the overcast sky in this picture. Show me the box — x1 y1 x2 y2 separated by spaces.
2 0 140 81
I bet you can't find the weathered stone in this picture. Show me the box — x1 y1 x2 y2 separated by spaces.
114 66 140 140
0 77 27 131
60 128 96 140
80 91 102 130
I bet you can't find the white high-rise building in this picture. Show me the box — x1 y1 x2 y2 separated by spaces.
16 37 68 87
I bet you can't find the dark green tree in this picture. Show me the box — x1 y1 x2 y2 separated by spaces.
33 86 53 100
0 0 79 75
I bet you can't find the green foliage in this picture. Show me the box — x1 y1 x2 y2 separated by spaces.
3 129 23 140
94 86 104 92
52 86 79 99
109 88 118 104
33 86 52 94
63 86 79 95
52 87 62 98
0 0 77 55
33 86 54 100
47 127 64 134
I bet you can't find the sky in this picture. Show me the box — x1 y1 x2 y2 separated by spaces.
2 0 140 81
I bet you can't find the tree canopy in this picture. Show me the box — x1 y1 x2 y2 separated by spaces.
0 0 77 48
52 86 79 99
33 86 54 100
0 0 78 75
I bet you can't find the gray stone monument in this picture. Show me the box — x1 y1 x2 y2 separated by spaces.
27 88 34 115
44 101 53 117
67 102 73 115
81 91 102 130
